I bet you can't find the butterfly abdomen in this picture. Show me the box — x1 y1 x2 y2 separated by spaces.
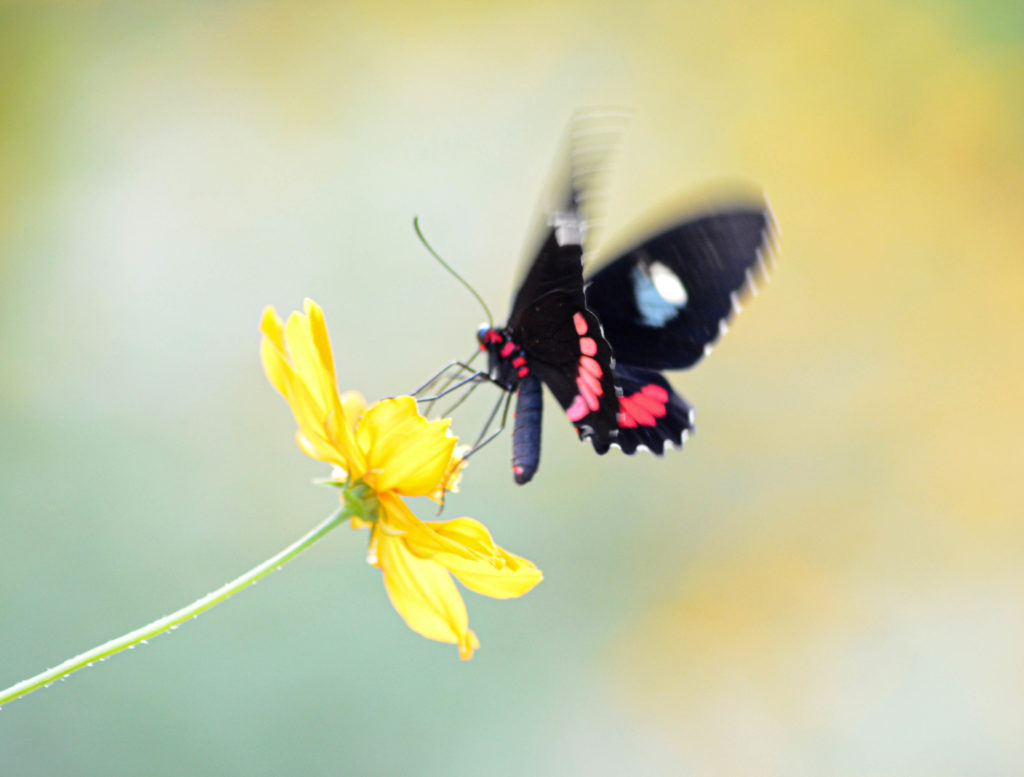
512 373 543 485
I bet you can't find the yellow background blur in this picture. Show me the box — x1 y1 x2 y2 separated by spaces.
2 1 1022 775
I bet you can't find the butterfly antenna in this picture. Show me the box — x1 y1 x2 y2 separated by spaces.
413 217 494 329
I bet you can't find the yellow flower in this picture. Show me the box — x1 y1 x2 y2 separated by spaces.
260 299 542 659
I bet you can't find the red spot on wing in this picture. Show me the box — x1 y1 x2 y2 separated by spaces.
640 384 669 402
566 394 588 421
518 366 529 377
631 391 667 417
565 322 614 426
619 395 657 426
512 356 527 368
579 355 602 378
500 342 515 358
577 370 603 398
617 384 668 428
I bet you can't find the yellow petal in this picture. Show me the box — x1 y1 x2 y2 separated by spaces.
285 304 361 473
378 492 481 563
358 397 456 496
443 549 544 600
378 502 541 600
283 308 335 413
377 532 480 659
262 316 348 467
340 390 367 431
259 307 289 397
427 518 544 599
271 354 350 467
429 517 514 566
304 299 339 399
260 301 366 476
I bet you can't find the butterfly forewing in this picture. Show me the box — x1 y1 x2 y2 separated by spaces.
584 205 773 371
508 231 619 450
526 306 618 449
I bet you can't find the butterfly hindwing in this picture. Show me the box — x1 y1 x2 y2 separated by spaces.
595 364 694 455
584 204 773 371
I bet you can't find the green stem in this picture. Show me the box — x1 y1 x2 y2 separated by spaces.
0 506 351 708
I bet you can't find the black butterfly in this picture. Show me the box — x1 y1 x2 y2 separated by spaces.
474 172 775 485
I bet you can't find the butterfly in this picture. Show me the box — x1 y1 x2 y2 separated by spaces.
467 126 775 484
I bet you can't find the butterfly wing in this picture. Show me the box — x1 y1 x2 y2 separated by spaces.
597 363 694 455
509 230 620 450
584 202 774 371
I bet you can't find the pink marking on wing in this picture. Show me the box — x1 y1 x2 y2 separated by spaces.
579 355 602 378
579 336 597 356
500 342 515 358
573 312 588 335
640 384 669 402
566 395 589 422
577 371 603 400
630 391 667 417
620 396 657 426
580 383 601 412
512 356 527 368
617 410 638 428
518 366 529 377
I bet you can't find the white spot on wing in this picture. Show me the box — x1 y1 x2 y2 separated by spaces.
631 261 686 327
649 261 688 306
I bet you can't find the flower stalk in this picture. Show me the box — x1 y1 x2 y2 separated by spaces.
0 506 351 708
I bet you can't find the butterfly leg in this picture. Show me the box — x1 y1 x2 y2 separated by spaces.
415 369 495 403
437 378 482 417
431 389 510 516
411 354 481 397
464 389 514 458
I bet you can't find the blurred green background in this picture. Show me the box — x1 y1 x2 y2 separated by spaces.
2 1 1023 774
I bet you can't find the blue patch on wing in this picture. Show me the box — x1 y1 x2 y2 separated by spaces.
630 264 686 327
